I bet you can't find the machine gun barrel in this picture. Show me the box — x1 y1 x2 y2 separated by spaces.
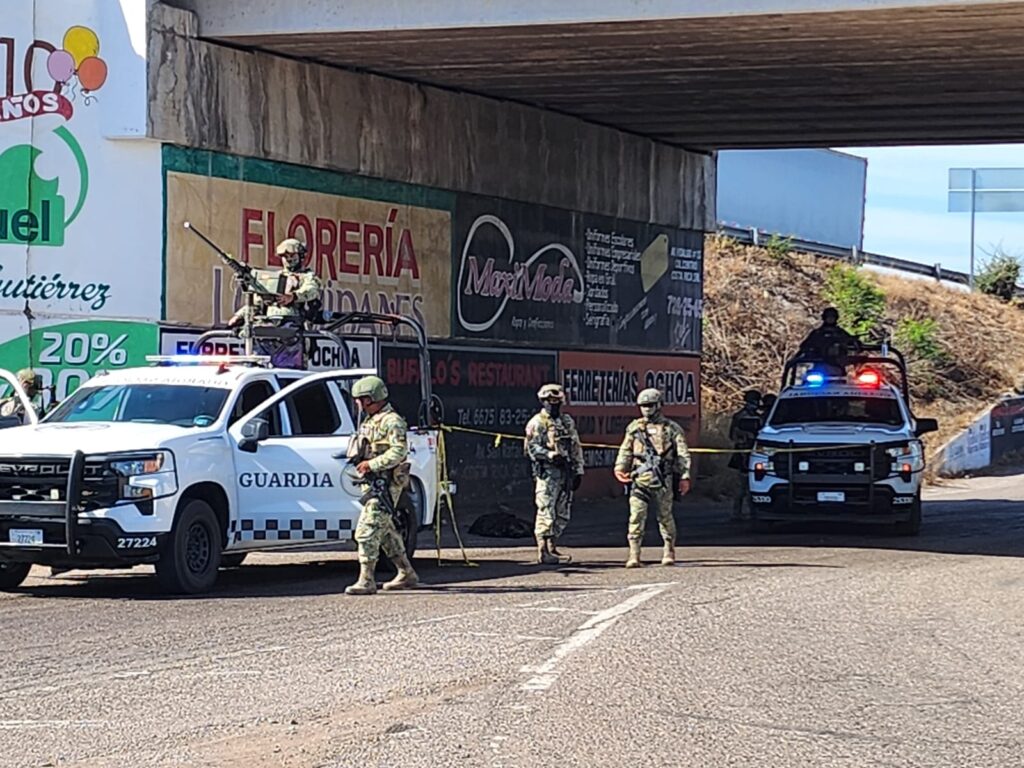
183 221 276 296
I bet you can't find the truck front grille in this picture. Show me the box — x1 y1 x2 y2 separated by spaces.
0 457 117 510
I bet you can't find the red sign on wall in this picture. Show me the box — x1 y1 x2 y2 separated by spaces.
560 350 701 496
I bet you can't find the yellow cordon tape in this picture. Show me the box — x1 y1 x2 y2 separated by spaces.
438 424 868 455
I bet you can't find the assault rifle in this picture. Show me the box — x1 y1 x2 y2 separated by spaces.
183 221 279 298
631 424 674 495
361 471 405 530
335 437 406 531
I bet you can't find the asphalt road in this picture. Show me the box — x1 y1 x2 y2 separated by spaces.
2 474 1023 768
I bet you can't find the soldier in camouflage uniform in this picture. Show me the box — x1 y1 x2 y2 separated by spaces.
228 238 323 368
524 383 584 564
0 369 41 423
228 238 323 327
344 375 419 596
614 388 691 568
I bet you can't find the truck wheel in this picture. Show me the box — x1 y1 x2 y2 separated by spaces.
221 553 247 568
396 479 424 559
156 499 223 594
0 561 31 591
893 496 922 537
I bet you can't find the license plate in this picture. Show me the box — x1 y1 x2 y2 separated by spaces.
9 529 44 545
817 491 845 503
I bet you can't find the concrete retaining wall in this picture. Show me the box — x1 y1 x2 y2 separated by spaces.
147 2 715 231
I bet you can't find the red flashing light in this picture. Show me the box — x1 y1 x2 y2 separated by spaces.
856 369 881 387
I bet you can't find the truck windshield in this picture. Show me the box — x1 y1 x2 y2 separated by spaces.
45 384 230 428
770 396 904 427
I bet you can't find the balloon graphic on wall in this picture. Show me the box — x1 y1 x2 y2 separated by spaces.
46 49 76 83
63 26 100 67
77 57 108 92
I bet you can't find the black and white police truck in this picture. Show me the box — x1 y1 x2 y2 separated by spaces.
746 346 938 535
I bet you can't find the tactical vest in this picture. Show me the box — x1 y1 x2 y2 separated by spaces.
528 411 576 462
628 419 677 487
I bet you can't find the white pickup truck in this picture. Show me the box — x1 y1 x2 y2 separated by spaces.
0 358 441 593
746 347 937 536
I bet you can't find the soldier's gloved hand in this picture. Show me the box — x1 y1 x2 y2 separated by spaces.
277 293 295 306
355 460 372 476
550 454 567 469
573 475 582 491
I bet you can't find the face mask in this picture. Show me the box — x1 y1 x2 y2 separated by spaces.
285 255 303 271
640 405 658 418
543 402 561 418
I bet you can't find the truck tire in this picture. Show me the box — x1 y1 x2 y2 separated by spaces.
893 496 922 537
156 499 223 594
221 553 247 569
395 478 424 559
0 560 31 591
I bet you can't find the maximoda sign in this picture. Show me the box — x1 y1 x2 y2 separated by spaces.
453 194 704 353
0 0 161 324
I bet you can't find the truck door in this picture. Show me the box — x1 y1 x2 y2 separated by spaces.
228 371 367 550
0 369 39 429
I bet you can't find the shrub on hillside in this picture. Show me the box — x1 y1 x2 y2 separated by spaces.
823 265 886 340
975 249 1022 302
894 317 944 363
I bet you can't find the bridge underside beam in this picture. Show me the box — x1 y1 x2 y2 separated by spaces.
169 1 1024 149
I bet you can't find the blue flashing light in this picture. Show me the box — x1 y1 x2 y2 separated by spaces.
805 372 825 387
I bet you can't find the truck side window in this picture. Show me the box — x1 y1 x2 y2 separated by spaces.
283 381 342 437
232 380 282 435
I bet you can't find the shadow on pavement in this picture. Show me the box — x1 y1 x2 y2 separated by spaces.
452 493 1024 559
15 489 1022 600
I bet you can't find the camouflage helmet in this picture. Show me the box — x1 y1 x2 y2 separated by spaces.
16 368 40 388
743 389 762 406
637 388 663 406
276 238 307 256
351 375 389 403
537 383 566 404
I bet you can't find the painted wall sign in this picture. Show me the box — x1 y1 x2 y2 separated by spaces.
0 317 157 406
381 343 558 499
162 148 454 338
453 194 703 352
158 326 379 372
559 350 701 496
0 1 161 323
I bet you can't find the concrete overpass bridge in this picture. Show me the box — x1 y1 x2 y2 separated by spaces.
164 0 1024 149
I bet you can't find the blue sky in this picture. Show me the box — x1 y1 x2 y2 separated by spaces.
839 144 1024 275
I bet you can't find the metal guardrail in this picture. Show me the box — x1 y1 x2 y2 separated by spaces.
718 225 975 287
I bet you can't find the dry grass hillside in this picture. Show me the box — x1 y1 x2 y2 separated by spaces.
697 234 1024 493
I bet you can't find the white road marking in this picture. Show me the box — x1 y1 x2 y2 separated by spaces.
468 632 562 642
0 720 106 730
519 582 675 693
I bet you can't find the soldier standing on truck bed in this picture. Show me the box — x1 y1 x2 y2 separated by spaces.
797 307 862 375
0 369 41 424
614 389 691 568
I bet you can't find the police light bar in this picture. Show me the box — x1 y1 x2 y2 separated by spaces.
805 372 825 386
145 355 271 367
856 369 881 387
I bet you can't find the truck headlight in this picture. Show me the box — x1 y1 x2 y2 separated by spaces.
108 451 177 502
111 452 170 477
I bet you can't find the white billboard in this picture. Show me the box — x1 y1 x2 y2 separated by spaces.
717 149 866 250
